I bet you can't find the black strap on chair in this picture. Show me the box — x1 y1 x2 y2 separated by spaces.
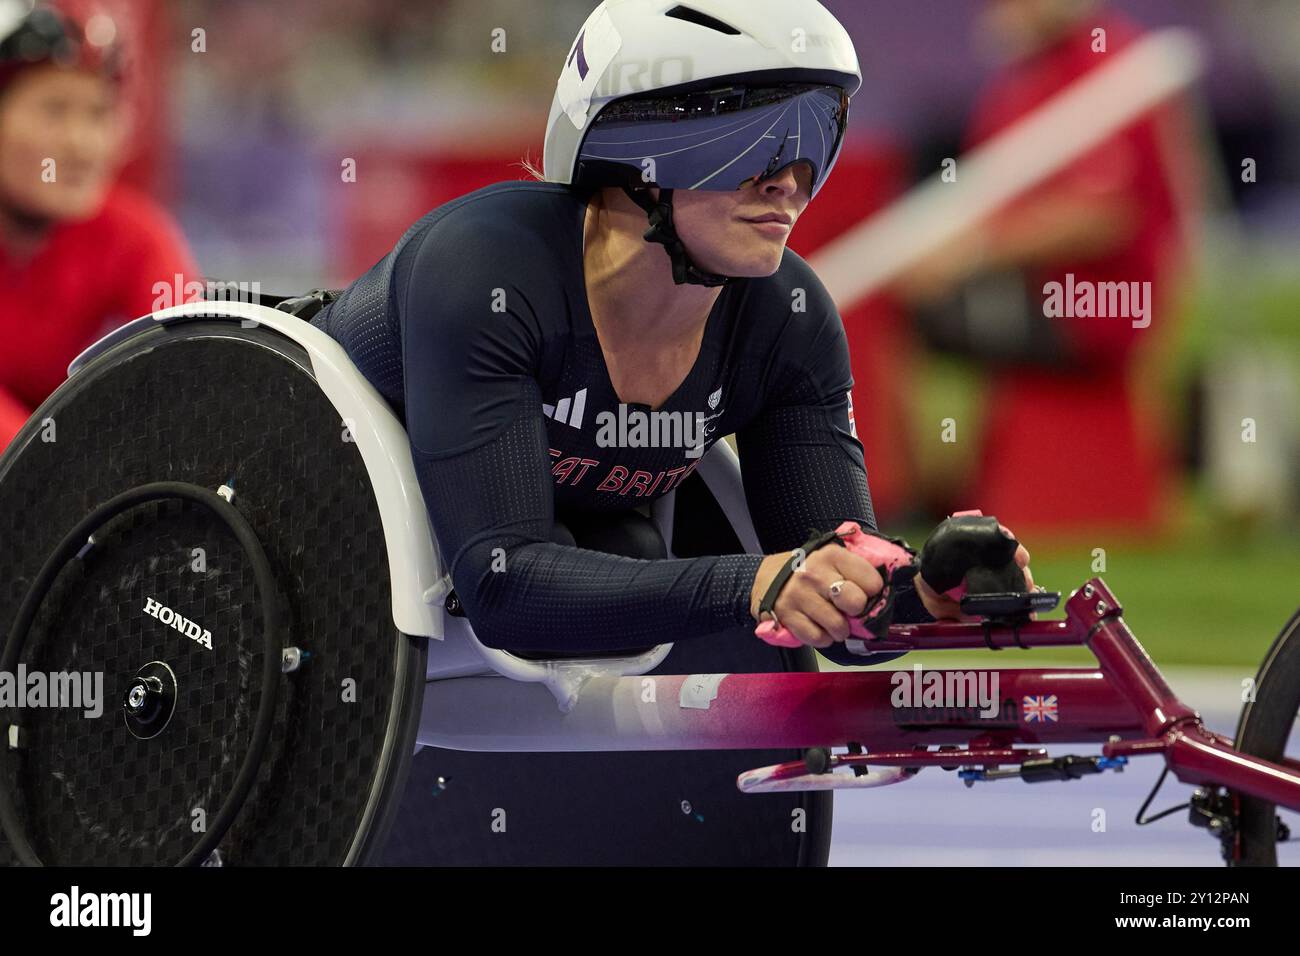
274 289 342 321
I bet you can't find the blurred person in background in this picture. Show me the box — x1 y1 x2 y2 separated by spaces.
896 0 1203 538
0 0 198 451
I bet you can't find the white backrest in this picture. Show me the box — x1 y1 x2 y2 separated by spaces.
71 305 760 711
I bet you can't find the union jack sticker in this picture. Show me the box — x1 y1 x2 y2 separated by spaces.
846 391 857 438
1022 695 1058 723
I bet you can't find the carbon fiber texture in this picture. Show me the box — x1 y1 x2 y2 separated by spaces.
0 323 419 865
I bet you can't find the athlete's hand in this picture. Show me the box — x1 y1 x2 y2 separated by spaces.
914 521 1035 622
749 546 884 649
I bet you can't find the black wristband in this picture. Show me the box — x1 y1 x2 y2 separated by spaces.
757 527 844 620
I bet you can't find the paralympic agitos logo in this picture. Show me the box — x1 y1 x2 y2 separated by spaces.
142 597 213 650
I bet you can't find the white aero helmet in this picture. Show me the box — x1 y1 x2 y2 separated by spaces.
543 0 862 286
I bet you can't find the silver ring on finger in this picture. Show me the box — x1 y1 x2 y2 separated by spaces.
828 579 847 599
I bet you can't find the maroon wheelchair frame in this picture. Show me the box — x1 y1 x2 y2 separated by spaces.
724 578 1300 813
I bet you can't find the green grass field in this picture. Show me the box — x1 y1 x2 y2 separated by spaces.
891 264 1300 672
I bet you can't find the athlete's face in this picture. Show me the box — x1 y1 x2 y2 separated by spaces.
668 162 814 278
0 65 123 222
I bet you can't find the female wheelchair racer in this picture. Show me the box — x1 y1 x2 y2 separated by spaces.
0 0 1047 867
308 0 1033 663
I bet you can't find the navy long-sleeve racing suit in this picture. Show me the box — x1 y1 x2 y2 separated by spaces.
311 181 930 660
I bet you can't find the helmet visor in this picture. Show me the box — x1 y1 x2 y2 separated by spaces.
578 83 849 198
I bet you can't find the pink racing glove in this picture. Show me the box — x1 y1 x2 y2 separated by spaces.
754 520 918 648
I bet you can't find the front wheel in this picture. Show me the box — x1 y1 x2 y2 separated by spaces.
1230 607 1300 866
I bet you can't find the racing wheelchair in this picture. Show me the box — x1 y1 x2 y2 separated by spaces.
1 297 1297 866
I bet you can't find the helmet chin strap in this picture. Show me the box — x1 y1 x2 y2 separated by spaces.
621 186 734 288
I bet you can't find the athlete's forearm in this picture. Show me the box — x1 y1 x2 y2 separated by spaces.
411 410 765 653
451 535 763 653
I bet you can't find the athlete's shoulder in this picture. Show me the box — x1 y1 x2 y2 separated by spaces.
391 181 585 356
760 246 834 299
403 180 584 249
731 247 849 406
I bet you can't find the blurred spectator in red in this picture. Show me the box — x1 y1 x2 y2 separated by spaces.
0 0 198 451
896 0 1202 538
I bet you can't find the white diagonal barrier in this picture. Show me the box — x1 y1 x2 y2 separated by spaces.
811 29 1205 306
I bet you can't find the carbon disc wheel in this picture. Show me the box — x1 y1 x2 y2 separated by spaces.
0 320 426 865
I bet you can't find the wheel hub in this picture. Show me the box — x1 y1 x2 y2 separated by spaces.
122 661 177 740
